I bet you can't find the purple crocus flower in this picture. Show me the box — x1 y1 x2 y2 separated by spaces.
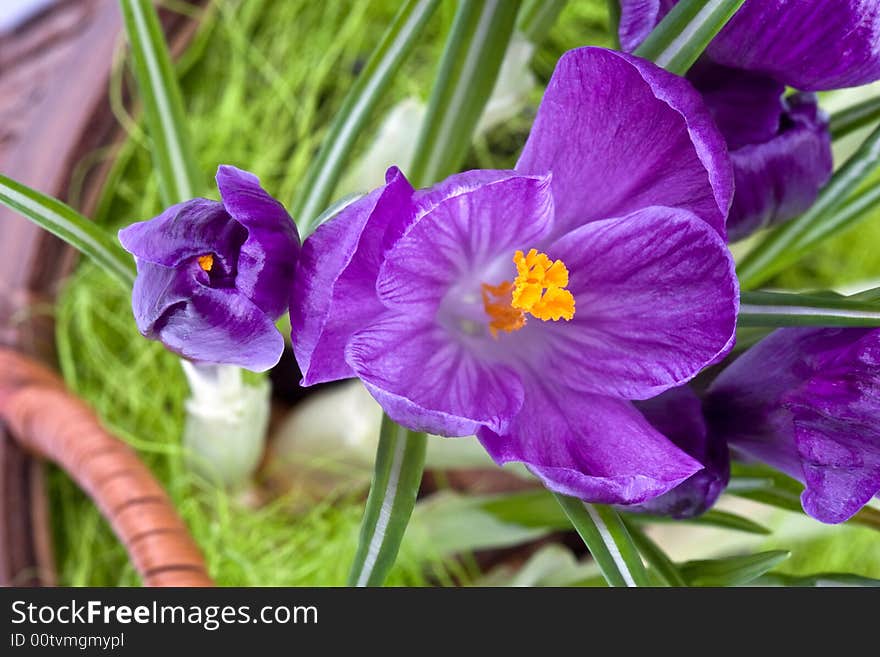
119 165 300 372
618 0 880 240
706 328 880 523
624 386 730 518
291 47 739 505
620 0 880 89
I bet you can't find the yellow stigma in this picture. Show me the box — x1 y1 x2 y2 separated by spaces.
481 248 575 337
197 253 214 272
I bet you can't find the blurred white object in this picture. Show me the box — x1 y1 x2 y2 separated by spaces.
267 380 504 497
476 35 536 133
181 362 270 488
337 34 536 196
0 0 55 32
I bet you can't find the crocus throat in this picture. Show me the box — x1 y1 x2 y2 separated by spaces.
197 254 214 272
481 248 575 337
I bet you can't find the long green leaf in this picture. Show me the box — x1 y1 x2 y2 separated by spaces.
482 489 772 535
680 551 790 587
119 0 201 205
739 290 880 328
554 495 651 587
480 489 569 528
630 508 773 535
756 572 880 587
517 0 566 43
0 175 135 287
408 0 522 187
347 416 426 587
626 523 688 586
633 0 747 76
830 95 880 140
606 0 621 48
292 0 440 235
737 122 880 289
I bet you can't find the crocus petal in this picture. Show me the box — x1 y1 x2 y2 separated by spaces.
290 168 415 385
376 171 554 310
477 379 702 504
538 206 737 400
618 0 675 53
726 94 832 241
627 386 729 518
118 199 245 268
216 165 300 318
345 312 524 436
706 327 880 523
707 0 880 91
516 46 732 238
687 61 785 151
132 259 283 371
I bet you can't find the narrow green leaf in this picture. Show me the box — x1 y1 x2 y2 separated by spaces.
680 551 790 587
0 175 135 287
606 0 621 48
347 416 427 587
292 0 440 235
739 290 880 328
554 495 651 587
410 492 549 556
119 0 201 205
630 508 773 535
408 0 522 187
310 192 365 232
517 0 566 43
633 0 747 76
626 523 688 586
480 489 569 529
830 95 880 141
737 122 880 289
756 572 880 587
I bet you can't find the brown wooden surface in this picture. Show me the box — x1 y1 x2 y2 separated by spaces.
0 0 206 586
0 348 214 586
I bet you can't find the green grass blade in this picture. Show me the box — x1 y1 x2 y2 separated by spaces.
408 0 522 187
517 0 566 43
482 488 772 535
292 0 440 235
737 122 880 289
756 572 880 587
606 0 621 48
625 522 687 586
739 290 880 327
680 550 790 587
630 508 773 535
830 95 880 140
554 495 651 587
119 0 201 205
633 0 746 76
347 416 427 587
0 175 135 287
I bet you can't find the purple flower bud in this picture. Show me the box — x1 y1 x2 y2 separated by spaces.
119 166 300 371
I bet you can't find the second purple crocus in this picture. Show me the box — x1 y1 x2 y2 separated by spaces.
706 327 880 524
291 47 739 505
619 0 880 240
